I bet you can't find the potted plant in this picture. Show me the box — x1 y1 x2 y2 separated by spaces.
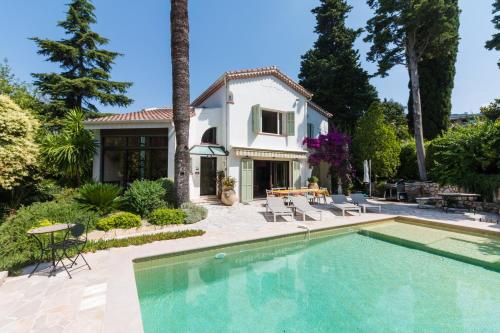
220 176 238 206
308 176 319 189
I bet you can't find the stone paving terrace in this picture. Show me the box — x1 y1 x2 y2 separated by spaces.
0 199 499 333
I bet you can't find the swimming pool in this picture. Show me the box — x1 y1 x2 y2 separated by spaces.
134 220 500 332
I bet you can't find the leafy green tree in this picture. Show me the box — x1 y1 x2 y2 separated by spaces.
40 109 97 186
352 101 401 179
299 0 378 134
380 99 410 140
485 0 500 68
31 0 132 119
0 95 40 190
365 0 459 181
0 61 44 115
480 99 500 121
408 0 460 140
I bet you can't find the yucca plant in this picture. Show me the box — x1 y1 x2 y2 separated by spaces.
76 183 122 215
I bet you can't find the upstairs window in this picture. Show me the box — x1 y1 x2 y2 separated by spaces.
201 127 217 144
252 104 295 136
261 110 283 135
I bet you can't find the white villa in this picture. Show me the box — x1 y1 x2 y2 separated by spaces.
84 66 332 202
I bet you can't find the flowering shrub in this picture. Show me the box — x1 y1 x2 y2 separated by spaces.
303 130 353 185
0 95 39 190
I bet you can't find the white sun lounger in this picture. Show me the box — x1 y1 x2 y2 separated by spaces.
266 197 294 222
330 195 361 216
350 193 382 213
291 196 323 221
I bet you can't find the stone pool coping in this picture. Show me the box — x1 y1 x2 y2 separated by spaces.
104 213 500 333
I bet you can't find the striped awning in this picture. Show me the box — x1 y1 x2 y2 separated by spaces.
233 147 308 160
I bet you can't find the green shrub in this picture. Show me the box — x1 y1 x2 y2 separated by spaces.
157 178 175 205
123 180 166 216
396 139 419 181
76 183 122 215
428 121 500 200
181 202 208 224
96 212 141 231
0 198 98 273
148 208 186 225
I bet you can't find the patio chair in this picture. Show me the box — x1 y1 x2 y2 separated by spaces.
350 193 382 213
266 197 294 222
265 189 275 197
291 196 323 221
51 218 91 278
318 187 329 204
330 195 361 216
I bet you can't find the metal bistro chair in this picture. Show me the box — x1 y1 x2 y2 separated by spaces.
51 218 92 278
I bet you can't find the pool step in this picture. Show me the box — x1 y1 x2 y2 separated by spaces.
358 223 500 272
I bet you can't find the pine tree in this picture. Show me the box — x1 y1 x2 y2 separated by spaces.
299 0 378 134
408 0 460 140
364 0 459 181
31 0 132 119
485 0 500 68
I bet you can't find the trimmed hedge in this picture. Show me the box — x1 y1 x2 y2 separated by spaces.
97 212 141 231
181 202 208 224
83 229 205 252
148 208 186 225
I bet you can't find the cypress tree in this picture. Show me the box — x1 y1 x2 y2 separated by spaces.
407 0 460 140
31 0 132 119
299 0 377 134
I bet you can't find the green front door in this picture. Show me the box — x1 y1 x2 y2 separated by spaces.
241 158 253 202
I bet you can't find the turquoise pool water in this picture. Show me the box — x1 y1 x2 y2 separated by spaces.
134 226 500 333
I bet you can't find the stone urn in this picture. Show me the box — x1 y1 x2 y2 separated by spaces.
308 176 319 189
220 177 238 206
221 188 238 206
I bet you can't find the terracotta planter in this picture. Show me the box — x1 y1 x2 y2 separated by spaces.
308 183 319 190
221 189 238 206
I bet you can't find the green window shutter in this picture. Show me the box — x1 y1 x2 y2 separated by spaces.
240 159 254 202
287 112 295 136
292 160 301 188
252 104 261 134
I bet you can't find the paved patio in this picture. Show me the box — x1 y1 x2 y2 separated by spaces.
1 199 499 333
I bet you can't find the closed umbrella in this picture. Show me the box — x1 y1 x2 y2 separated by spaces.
363 160 370 183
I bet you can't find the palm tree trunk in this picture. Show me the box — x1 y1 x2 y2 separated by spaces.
170 0 191 205
406 31 427 181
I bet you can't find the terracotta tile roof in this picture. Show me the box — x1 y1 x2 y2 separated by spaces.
84 107 196 124
191 66 315 107
308 100 333 118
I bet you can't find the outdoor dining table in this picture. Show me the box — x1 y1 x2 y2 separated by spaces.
27 223 74 277
437 192 480 213
271 188 329 197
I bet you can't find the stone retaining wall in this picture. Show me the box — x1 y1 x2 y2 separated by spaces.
403 182 500 214
404 182 460 201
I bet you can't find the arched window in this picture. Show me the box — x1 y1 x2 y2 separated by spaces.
201 127 217 144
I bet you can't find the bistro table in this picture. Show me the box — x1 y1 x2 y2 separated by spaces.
27 223 74 277
437 193 480 213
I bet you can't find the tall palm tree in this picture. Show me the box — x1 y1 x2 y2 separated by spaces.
170 0 191 205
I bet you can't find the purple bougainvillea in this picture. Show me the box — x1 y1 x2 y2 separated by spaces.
303 130 353 184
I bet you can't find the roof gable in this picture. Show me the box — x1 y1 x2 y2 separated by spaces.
191 66 314 107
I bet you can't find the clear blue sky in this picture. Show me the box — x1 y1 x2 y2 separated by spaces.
0 0 498 115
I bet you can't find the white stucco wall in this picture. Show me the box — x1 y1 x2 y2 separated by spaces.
226 76 308 152
306 106 329 138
